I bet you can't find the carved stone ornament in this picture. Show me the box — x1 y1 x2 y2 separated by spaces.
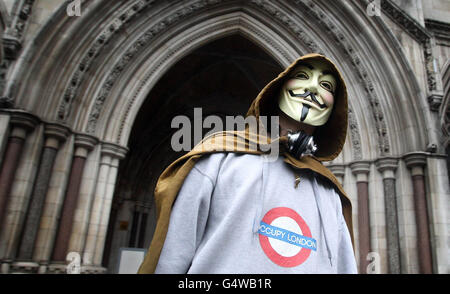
75 0 389 157
378 0 443 111
57 0 157 122
85 0 223 134
348 107 363 160
8 0 36 41
117 0 391 156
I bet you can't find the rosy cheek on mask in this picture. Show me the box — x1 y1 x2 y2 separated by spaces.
321 91 334 107
285 79 299 88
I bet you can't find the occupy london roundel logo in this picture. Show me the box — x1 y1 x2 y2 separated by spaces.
258 207 317 267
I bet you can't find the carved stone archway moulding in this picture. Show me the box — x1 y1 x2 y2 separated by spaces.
5 0 433 161
89 0 429 158
6 0 369 161
83 0 379 159
106 12 301 146
57 0 158 122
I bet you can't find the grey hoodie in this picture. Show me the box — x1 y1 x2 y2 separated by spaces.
155 152 357 274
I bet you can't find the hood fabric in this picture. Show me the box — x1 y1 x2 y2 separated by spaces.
137 53 352 274
247 53 348 161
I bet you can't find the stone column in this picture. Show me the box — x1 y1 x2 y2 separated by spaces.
424 155 449 274
350 161 371 274
17 123 70 260
84 143 127 268
375 157 401 274
93 156 121 266
65 145 100 257
82 153 112 266
0 111 38 230
51 134 97 262
31 135 74 273
403 152 433 274
101 200 120 269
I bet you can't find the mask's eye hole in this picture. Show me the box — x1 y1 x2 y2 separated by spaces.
294 72 309 80
320 81 334 93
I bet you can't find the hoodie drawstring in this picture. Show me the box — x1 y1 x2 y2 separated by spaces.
253 155 269 233
311 176 333 267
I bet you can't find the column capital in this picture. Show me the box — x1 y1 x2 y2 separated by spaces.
74 133 99 152
349 160 371 175
327 164 345 178
44 123 71 143
375 157 398 179
101 142 128 160
403 152 427 169
375 157 398 173
8 110 40 132
73 133 98 158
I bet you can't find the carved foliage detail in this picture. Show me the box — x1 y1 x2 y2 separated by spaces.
57 0 156 122
293 0 390 154
85 0 223 134
8 0 36 40
348 107 363 160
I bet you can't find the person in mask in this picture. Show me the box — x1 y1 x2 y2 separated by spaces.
138 53 357 274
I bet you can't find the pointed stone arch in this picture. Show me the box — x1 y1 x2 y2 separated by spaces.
6 0 432 162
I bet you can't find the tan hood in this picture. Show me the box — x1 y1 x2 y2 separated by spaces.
246 53 348 162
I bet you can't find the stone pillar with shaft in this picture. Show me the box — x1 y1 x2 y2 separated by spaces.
17 123 70 261
64 143 100 264
51 134 97 262
93 156 120 266
403 152 433 274
350 161 371 274
83 143 127 269
0 111 38 231
375 157 401 274
82 152 112 266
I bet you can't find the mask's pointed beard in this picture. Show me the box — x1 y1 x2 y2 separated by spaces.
300 104 310 121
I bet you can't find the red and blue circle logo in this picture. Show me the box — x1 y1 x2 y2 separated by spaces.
258 207 316 267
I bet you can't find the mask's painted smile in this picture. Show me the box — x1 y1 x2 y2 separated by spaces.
288 90 327 109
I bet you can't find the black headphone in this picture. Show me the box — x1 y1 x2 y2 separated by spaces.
286 131 318 159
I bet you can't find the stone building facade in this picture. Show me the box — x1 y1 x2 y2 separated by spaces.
0 0 448 274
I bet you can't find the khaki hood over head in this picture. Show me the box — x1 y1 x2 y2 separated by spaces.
138 53 351 274
247 53 348 161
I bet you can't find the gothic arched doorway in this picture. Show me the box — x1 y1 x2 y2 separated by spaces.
102 34 283 272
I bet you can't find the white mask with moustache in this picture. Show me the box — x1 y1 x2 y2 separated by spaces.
278 60 337 126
